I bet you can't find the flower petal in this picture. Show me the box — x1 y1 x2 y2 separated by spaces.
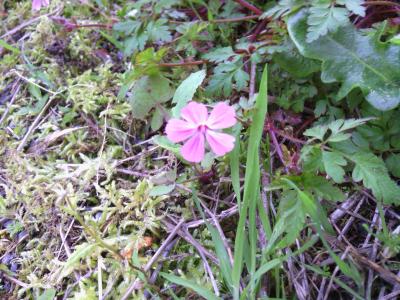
166 119 196 143
181 132 205 163
206 130 235 156
180 102 208 125
32 0 42 10
206 102 236 129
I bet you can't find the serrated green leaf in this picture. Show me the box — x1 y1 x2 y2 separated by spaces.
203 47 236 63
337 0 366 17
172 70 206 117
147 19 172 43
303 174 345 201
350 152 400 204
303 124 328 141
386 154 400 178
207 63 249 97
128 75 173 119
307 5 349 42
322 151 347 183
276 190 306 248
288 10 400 110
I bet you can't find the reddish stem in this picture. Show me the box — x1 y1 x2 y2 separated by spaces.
234 0 263 15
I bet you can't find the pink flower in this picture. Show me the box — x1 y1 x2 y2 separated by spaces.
32 0 50 11
166 102 237 163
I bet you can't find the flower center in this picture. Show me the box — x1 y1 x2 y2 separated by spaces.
197 124 208 134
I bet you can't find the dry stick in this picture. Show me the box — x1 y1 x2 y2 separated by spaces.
320 198 363 299
148 238 179 284
2 273 29 289
197 196 234 266
0 6 62 39
295 239 310 300
330 193 359 224
185 205 238 229
381 290 400 300
181 225 220 296
144 238 180 299
285 251 307 300
365 206 382 300
121 220 185 300
17 93 59 151
57 219 75 259
0 81 21 127
324 234 400 286
163 219 218 264
323 247 351 300
59 224 80 282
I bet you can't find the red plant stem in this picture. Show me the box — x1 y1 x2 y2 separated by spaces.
76 23 112 29
158 60 206 67
249 61 256 99
212 15 260 23
169 15 259 24
268 128 287 169
364 1 400 7
234 0 263 15
249 18 268 42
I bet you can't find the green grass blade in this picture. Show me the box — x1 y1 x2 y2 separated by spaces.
232 64 268 300
160 272 220 300
0 39 20 55
230 123 242 208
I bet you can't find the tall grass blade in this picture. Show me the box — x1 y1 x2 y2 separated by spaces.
232 64 268 299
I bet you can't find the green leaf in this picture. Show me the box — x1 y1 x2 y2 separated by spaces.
60 243 97 279
303 174 345 201
350 152 400 204
275 190 306 248
322 151 347 183
152 135 181 157
147 19 172 43
288 10 400 110
37 289 56 300
303 124 328 141
160 273 220 300
307 4 349 42
337 0 366 17
171 70 206 117
262 0 304 19
149 184 175 197
207 63 249 97
273 40 320 78
386 154 400 178
203 47 237 63
150 106 164 131
128 75 173 119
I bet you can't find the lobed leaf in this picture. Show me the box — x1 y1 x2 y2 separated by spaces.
288 10 400 110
